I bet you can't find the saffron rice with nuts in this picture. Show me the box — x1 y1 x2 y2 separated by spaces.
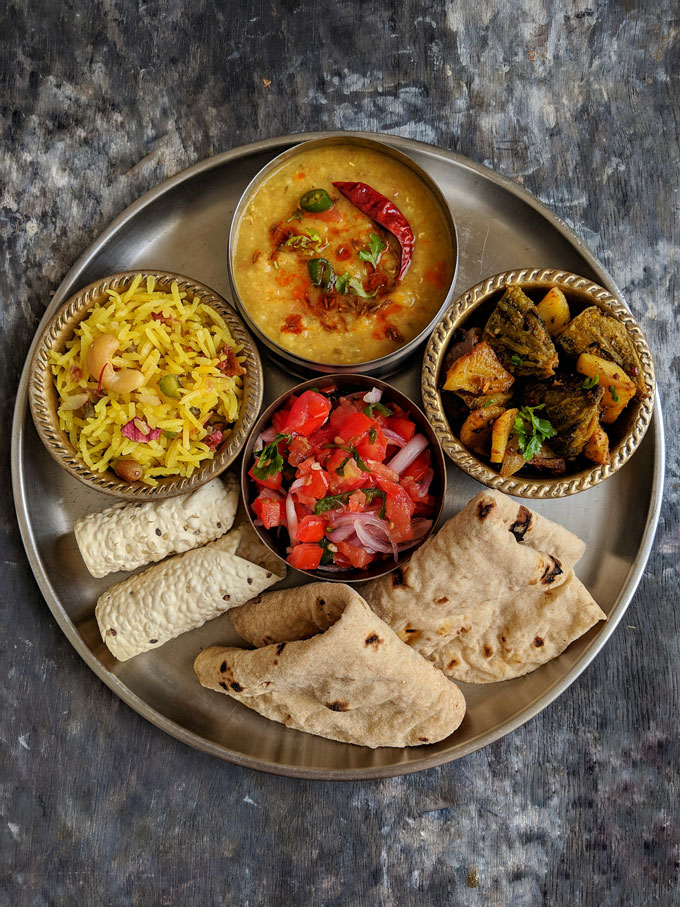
49 275 245 486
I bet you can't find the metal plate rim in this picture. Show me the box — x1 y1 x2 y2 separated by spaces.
11 131 666 779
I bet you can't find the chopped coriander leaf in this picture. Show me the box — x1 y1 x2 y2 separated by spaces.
364 402 392 417
315 486 386 518
348 277 377 298
335 272 377 298
513 405 557 462
336 455 351 476
315 491 352 514
608 385 620 402
320 441 370 471
358 232 387 269
335 272 350 295
511 354 524 366
582 373 600 389
368 427 377 443
251 432 292 479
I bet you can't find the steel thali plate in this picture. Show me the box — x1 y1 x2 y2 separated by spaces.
11 132 665 779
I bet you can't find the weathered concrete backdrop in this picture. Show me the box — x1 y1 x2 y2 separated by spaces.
1 2 678 905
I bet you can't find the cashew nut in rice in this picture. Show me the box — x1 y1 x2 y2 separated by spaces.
86 333 145 393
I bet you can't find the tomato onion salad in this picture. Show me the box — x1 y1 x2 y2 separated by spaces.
248 386 437 572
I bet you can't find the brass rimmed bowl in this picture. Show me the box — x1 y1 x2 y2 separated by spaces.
29 270 263 500
241 373 447 582
421 267 656 498
227 133 459 377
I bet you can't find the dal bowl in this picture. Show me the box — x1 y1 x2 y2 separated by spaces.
228 133 458 377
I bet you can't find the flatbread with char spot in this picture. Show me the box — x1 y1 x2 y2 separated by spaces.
361 490 606 684
195 583 466 748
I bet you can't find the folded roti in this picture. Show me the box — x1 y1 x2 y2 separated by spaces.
361 490 606 684
196 583 466 748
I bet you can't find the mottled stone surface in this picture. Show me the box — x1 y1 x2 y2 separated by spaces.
1 2 678 905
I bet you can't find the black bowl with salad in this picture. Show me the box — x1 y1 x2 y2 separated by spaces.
241 374 446 582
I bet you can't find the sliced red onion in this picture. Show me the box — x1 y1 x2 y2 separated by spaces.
253 426 275 452
329 511 387 528
289 475 309 493
285 493 298 544
121 418 161 443
354 520 393 556
363 387 382 404
387 433 429 475
316 563 352 572
418 468 434 497
381 428 407 447
326 523 356 541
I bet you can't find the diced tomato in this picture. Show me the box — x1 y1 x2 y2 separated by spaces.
401 450 431 483
338 412 374 443
287 543 323 571
329 400 359 432
248 465 283 491
291 463 329 506
386 416 416 443
252 491 284 529
295 514 326 543
335 540 373 569
288 435 312 466
385 492 415 543
305 467 329 499
356 426 387 462
348 490 367 512
337 413 387 462
272 397 296 433
367 461 401 486
281 391 331 436
402 472 433 503
326 449 366 493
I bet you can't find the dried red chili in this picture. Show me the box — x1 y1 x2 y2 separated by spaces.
333 181 415 281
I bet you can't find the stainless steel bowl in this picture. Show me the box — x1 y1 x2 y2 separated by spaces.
227 133 459 377
29 270 263 500
421 267 656 498
241 373 447 582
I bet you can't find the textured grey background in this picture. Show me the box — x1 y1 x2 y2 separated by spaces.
1 2 678 905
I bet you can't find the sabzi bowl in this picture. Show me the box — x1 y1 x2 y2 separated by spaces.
227 133 459 377
29 270 263 500
241 373 447 582
421 268 656 498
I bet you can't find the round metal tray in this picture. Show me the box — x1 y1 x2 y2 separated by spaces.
11 132 665 779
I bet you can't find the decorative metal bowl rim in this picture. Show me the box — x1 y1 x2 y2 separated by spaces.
421 267 656 499
29 270 263 500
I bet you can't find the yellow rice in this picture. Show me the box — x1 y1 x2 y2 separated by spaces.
49 275 244 486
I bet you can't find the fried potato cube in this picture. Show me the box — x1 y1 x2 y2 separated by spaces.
576 353 636 423
500 433 525 477
459 405 506 456
490 408 519 464
584 421 611 465
536 287 571 336
443 341 515 396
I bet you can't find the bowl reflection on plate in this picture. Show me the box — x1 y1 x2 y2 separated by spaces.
29 270 263 500
227 133 459 377
421 267 656 499
241 373 447 582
